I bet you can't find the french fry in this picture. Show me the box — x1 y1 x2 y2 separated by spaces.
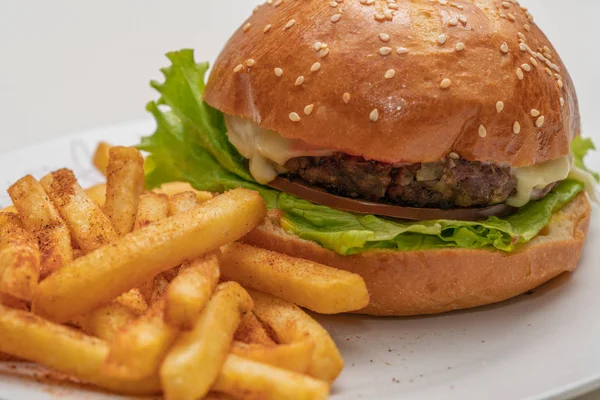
0 212 22 229
150 274 170 304
221 242 369 314
160 282 253 400
116 288 148 315
104 146 145 236
40 169 117 254
0 304 161 395
250 290 344 382
33 188 266 323
134 192 169 231
0 223 40 301
0 205 16 214
213 354 330 400
93 141 112 176
85 183 107 208
164 251 220 329
169 191 199 216
234 311 276 346
155 181 213 203
230 341 315 374
0 293 29 310
8 175 73 278
104 298 179 380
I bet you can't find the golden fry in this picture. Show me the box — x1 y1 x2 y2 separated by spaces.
104 298 178 380
230 341 314 374
0 223 40 301
250 290 344 382
104 146 145 236
116 288 148 315
0 205 16 214
234 311 276 346
41 169 117 253
8 175 73 278
169 191 199 216
214 354 330 400
164 251 220 329
0 304 160 395
155 181 213 203
0 212 22 229
0 293 29 310
222 242 369 314
134 192 169 230
160 282 252 400
85 183 107 208
33 188 266 323
93 141 112 176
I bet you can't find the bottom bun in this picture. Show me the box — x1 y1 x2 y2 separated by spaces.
242 193 592 316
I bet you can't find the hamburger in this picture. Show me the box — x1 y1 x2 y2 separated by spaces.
139 0 598 316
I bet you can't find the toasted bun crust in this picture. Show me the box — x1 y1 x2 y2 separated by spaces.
204 0 579 166
242 193 591 316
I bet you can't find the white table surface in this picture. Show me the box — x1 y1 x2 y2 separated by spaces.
0 1 599 399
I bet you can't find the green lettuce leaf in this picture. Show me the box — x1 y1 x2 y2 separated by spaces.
138 49 590 256
572 136 600 182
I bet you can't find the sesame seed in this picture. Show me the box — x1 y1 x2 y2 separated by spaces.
263 24 272 33
319 48 330 58
243 23 251 32
557 79 564 89
331 13 342 23
273 0 283 6
458 15 468 24
374 13 386 21
448 152 460 160
295 76 305 86
455 42 465 51
311 62 321 72
385 69 396 79
513 121 521 134
343 93 351 103
289 112 301 122
379 47 393 56
233 64 243 73
535 116 545 127
440 78 452 89
246 59 255 67
304 104 314 115
396 47 409 54
437 34 447 45
502 1 510 8
448 18 458 26
530 109 540 117
545 67 552 76
370 109 379 122
330 1 338 6
388 3 399 9
501 42 509 54
284 19 296 29
524 24 531 32
519 43 528 52
274 68 283 77
496 101 504 113
313 42 322 51
518 32 526 41
379 33 390 42
530 57 538 67
516 68 524 80
560 97 565 107
507 13 516 22
478 125 487 138
521 63 531 72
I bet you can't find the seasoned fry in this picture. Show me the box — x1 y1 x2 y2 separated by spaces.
93 141 112 176
164 251 220 329
155 181 213 203
230 341 314 374
222 242 369 314
41 169 117 254
160 282 253 400
0 205 16 214
169 191 199 216
250 290 344 382
0 212 22 229
8 175 73 278
0 304 161 395
234 311 276 346
214 354 330 400
0 293 29 310
0 223 40 301
33 188 266 323
85 183 107 208
134 192 169 230
104 298 179 380
104 146 145 236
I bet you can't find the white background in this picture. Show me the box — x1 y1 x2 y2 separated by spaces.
0 1 598 399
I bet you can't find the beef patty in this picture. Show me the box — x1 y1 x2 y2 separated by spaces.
284 154 519 208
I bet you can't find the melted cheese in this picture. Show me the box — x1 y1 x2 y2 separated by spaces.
225 116 333 184
506 156 572 207
569 167 599 203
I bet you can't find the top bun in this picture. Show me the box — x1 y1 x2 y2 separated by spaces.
204 0 579 167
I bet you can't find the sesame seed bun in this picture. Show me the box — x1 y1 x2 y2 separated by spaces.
242 193 591 316
204 0 579 166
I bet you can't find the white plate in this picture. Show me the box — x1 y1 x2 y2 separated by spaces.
0 120 599 400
